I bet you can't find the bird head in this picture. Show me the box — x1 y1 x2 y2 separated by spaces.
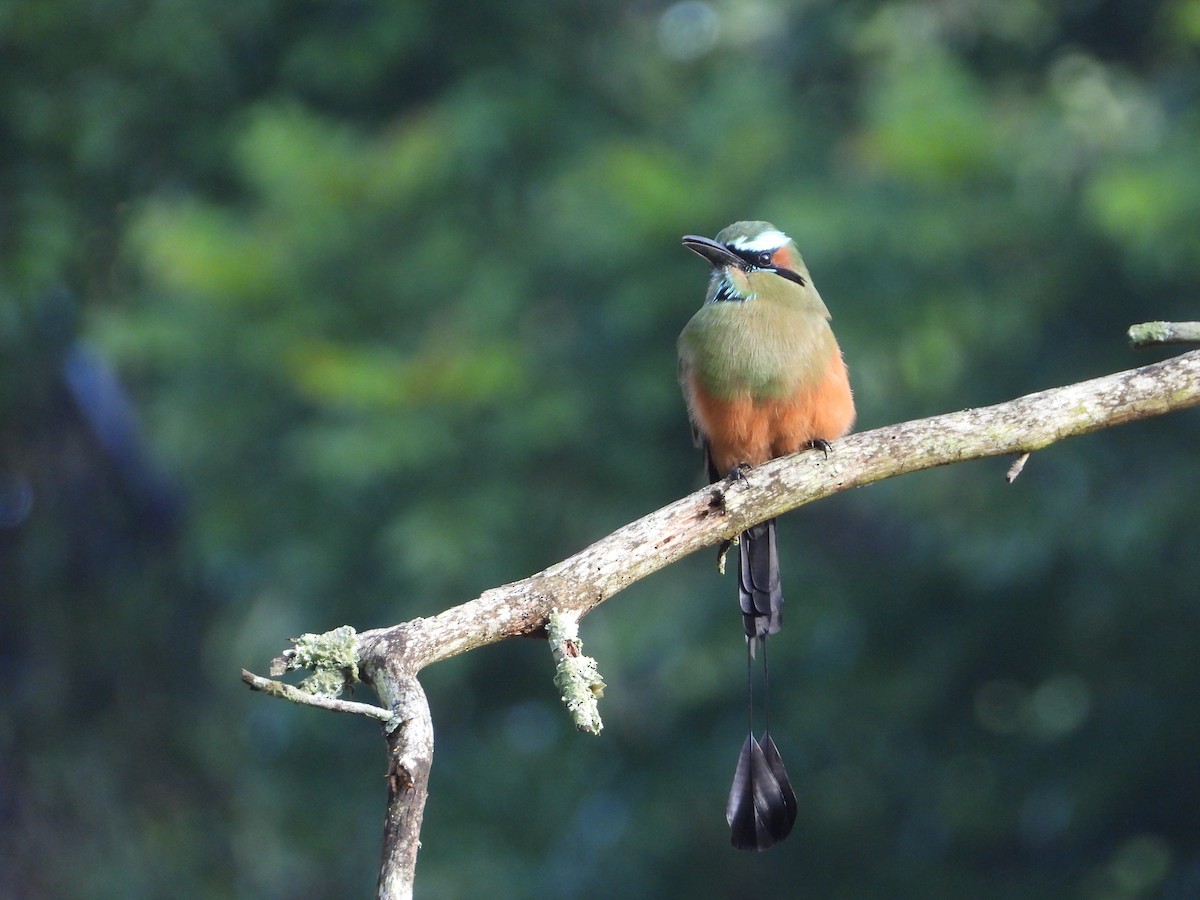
682 221 813 306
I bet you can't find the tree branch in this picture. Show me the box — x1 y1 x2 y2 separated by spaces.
547 608 606 735
245 340 1200 900
360 661 432 900
240 668 394 724
1128 320 1200 349
357 347 1200 672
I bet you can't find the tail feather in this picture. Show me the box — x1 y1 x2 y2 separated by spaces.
727 733 797 851
739 518 783 643
730 517 797 850
758 732 798 829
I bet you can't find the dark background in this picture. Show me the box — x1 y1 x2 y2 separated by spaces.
4 1 1200 897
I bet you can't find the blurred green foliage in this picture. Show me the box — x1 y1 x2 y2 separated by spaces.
4 1 1200 897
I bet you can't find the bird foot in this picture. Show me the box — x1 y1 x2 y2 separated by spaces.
725 461 753 482
808 439 832 458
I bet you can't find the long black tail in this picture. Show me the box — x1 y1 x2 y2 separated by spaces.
727 519 798 851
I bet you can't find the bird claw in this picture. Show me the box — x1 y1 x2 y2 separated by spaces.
725 461 753 482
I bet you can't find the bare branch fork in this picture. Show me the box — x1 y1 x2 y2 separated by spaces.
242 330 1200 900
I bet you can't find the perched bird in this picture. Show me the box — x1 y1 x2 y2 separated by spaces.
678 221 855 850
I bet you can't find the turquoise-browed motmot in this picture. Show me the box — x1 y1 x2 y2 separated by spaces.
678 221 855 851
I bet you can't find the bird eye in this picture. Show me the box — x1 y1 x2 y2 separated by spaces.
758 251 773 267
